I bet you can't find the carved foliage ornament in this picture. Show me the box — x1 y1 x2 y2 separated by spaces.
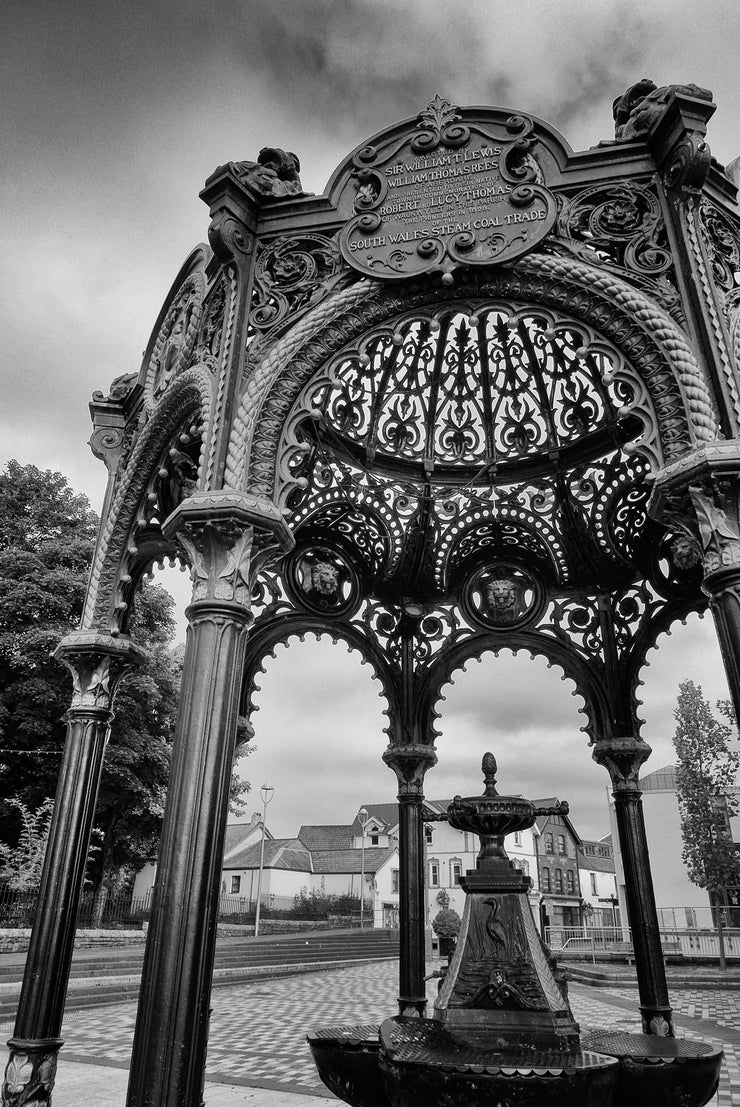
249 233 344 339
2 1047 57 1107
145 273 205 407
176 518 255 607
191 275 228 373
688 484 740 575
556 183 674 285
339 96 557 281
699 200 740 293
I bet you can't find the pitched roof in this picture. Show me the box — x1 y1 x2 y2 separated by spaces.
532 799 582 846
311 847 397 875
224 838 312 872
222 822 269 860
350 799 459 835
298 825 354 850
351 804 399 834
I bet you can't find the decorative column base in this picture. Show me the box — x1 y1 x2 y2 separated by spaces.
2 1038 61 1107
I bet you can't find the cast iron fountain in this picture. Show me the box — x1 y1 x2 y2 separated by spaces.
308 754 722 1106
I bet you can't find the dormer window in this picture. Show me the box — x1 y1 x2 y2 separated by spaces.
370 834 379 846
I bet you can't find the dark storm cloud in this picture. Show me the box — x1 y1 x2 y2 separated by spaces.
2 1 740 839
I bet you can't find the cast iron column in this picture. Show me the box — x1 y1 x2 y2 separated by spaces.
594 737 674 1036
2 633 143 1107
383 744 437 1017
125 492 291 1107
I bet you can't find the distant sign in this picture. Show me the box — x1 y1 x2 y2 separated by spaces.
339 96 557 281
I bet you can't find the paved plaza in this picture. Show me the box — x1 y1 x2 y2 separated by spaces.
2 961 739 1105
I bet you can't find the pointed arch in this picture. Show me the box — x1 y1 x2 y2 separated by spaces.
83 365 213 633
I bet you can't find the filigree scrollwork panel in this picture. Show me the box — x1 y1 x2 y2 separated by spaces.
310 305 660 480
698 199 740 293
249 233 346 342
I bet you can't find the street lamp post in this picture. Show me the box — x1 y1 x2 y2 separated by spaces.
254 784 274 938
358 807 370 929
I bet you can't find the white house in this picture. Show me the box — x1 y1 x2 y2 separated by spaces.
577 837 619 928
132 814 270 900
341 800 540 926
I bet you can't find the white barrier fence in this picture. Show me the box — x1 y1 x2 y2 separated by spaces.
544 925 740 960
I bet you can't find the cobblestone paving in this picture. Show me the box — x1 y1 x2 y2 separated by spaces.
4 964 736 1103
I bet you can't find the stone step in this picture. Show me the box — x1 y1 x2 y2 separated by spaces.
0 929 400 984
0 954 400 1022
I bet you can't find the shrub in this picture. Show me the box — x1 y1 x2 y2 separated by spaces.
431 908 461 938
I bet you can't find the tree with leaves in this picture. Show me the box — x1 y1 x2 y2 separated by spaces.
0 463 182 892
0 461 100 818
672 679 740 949
0 798 54 891
0 461 252 913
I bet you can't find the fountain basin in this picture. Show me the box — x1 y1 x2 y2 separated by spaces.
582 1030 722 1107
306 1024 384 1107
378 1017 619 1107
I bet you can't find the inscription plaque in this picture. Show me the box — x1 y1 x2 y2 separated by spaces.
339 96 557 282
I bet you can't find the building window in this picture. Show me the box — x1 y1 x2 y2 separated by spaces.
557 834 566 855
514 831 522 846
545 833 553 853
230 876 241 894
554 869 563 893
450 859 462 885
590 873 597 895
370 834 379 846
425 825 434 845
391 868 399 894
429 859 439 887
513 858 529 877
542 867 550 892
566 871 574 894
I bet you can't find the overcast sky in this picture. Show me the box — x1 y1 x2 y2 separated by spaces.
2 1 739 840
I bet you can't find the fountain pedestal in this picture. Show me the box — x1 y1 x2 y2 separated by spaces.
308 753 722 1107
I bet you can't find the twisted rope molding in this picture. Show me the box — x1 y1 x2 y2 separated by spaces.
83 366 213 630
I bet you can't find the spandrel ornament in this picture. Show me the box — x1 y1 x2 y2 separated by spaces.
145 272 204 405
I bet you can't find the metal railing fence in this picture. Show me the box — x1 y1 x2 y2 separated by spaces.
544 924 740 960
0 884 374 930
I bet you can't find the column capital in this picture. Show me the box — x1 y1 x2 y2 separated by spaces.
54 631 146 711
163 491 294 607
647 445 740 579
382 743 437 796
648 441 740 518
593 736 652 794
